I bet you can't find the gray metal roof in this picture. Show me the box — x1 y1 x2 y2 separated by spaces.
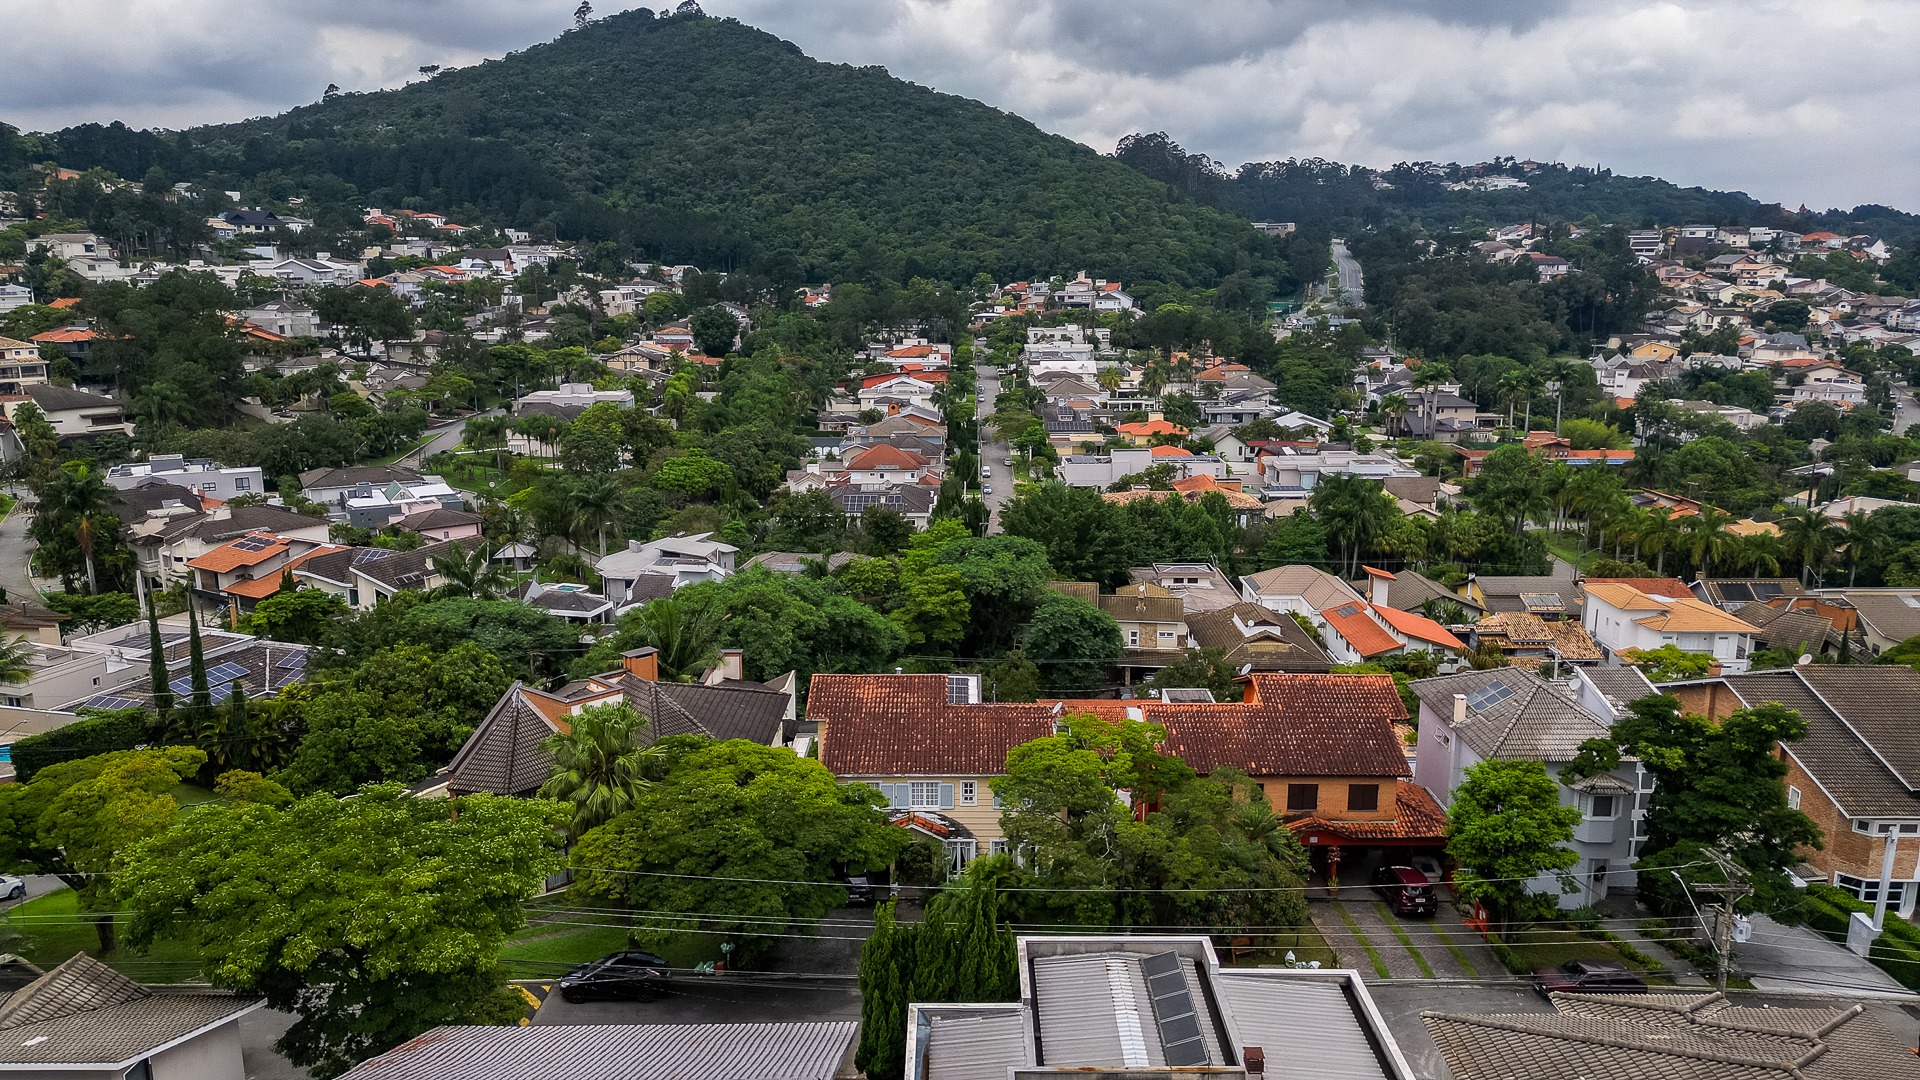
338 1022 858 1080
922 1010 1028 1080
1216 972 1396 1080
1030 952 1224 1069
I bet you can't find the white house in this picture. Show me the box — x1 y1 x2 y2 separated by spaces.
1412 667 1654 908
0 283 35 312
28 232 106 261
1580 581 1759 672
1236 564 1364 619
596 532 738 608
106 455 265 501
857 372 944 412
241 299 321 338
0 383 133 439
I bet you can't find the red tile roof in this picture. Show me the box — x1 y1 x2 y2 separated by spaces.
1319 602 1402 658
185 533 290 572
31 327 96 343
1584 577 1692 600
1370 604 1467 650
846 444 929 471
1148 444 1194 457
812 672 1408 780
46 297 81 310
1117 420 1189 437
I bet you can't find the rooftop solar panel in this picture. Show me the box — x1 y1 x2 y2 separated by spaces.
1465 679 1517 712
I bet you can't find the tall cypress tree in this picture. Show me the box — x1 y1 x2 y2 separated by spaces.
147 601 172 719
187 603 212 712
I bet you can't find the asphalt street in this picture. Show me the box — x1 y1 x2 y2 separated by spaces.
0 501 41 603
1330 237 1367 306
975 355 1014 532
0 874 64 912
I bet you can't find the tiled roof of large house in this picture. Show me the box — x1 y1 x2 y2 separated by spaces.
1684 666 1920 819
1291 781 1448 842
392 506 483 532
1473 564 1580 614
447 666 794 796
1357 568 1484 618
185 533 291 572
297 464 424 489
339 1022 861 1080
1630 596 1762 635
811 672 1408 780
1584 577 1693 599
1692 577 1804 610
1369 604 1468 650
1183 602 1333 672
1735 603 1838 651
1238 565 1364 611
1836 589 1920 643
1319 601 1404 658
1411 669 1614 762
846 444 928 471
0 954 260 1070
1425 990 1920 1080
146 504 326 545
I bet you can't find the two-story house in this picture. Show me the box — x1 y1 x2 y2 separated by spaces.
595 532 738 608
1664 666 1920 917
1581 581 1760 671
106 454 264 501
1 384 132 440
1412 667 1654 908
1238 564 1365 619
0 334 50 393
811 672 1440 880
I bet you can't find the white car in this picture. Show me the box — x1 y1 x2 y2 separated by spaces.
980 465 992 479
0 874 25 901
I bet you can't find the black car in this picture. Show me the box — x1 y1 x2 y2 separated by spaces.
557 951 672 1003
1533 959 1647 996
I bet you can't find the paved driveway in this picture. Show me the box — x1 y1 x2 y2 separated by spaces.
1739 913 1913 997
1311 896 1501 982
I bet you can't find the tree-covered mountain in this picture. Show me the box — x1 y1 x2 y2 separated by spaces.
2 10 1316 294
1112 131 1920 247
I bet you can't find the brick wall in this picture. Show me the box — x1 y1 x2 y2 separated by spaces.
1783 750 1920 882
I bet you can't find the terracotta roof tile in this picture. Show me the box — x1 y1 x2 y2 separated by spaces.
185 533 290 572
1319 602 1403 658
1289 781 1447 842
1370 604 1467 650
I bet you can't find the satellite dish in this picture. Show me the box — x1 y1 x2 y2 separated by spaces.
1238 663 1254 677
1797 653 1813 666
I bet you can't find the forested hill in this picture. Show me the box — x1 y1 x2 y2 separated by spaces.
1112 132 1920 246
11 10 1313 292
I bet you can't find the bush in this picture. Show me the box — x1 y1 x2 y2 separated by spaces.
8 709 152 782
1870 929 1920 991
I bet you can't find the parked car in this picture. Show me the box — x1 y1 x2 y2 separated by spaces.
1408 855 1444 883
1004 457 1014 467
844 874 878 904
0 874 24 901
981 465 992 479
1533 959 1647 996
557 951 672 1003
1370 865 1437 917
982 483 993 495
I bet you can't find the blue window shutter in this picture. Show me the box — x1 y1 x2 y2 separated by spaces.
939 783 955 810
886 783 907 809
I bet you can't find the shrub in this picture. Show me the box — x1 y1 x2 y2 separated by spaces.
7 709 153 782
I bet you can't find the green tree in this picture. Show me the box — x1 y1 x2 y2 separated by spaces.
856 880 1018 1080
246 588 352 643
571 738 909 965
0 746 206 951
30 461 118 593
688 305 741 358
1620 643 1715 682
118 786 563 1079
1000 482 1135 588
1310 474 1398 576
276 643 511 794
538 701 665 841
1563 694 1822 912
431 543 515 600
982 651 1040 702
1021 592 1123 694
1445 759 1582 930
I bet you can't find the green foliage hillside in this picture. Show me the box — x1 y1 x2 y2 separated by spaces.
17 11 1305 290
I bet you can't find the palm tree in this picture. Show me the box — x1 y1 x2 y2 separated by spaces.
1839 509 1886 587
1731 531 1784 576
1096 367 1124 395
34 462 116 593
622 596 721 680
538 701 664 841
1677 507 1737 577
1378 393 1407 437
463 414 513 472
1310 475 1396 577
571 474 632 557
432 543 515 600
0 634 35 686
1778 506 1840 588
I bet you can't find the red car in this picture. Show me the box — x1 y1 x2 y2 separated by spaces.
1533 959 1647 995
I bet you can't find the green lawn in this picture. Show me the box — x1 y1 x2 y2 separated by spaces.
370 435 434 467
1374 902 1436 978
502 898 724 978
1501 926 1645 975
2 889 204 983
1337 907 1392 980
1536 532 1607 574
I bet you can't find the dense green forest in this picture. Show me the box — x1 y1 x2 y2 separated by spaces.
0 11 1311 295
1111 132 1920 246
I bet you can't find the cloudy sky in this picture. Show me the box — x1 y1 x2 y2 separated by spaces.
5 1 1917 211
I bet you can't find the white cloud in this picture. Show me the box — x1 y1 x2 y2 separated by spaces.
2 0 1917 211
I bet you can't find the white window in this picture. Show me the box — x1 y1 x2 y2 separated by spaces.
1584 793 1619 819
910 781 941 809
1836 872 1910 906
960 780 976 806
990 839 1009 856
3 696 21 708
1788 785 1802 810
1128 629 1140 647
234 477 251 491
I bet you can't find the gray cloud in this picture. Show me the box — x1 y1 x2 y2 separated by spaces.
2 1 1915 212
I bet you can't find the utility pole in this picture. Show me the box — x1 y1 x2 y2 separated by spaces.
1681 849 1754 994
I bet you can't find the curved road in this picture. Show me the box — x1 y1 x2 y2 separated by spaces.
0 502 40 603
1330 237 1366 306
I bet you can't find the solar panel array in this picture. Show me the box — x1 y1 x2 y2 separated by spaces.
1519 592 1564 611
1140 952 1208 1067
169 661 250 698
231 534 278 552
82 693 146 711
1465 678 1517 712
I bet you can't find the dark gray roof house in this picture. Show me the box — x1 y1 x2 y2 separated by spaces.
0 953 260 1077
1183 602 1334 673
446 651 796 797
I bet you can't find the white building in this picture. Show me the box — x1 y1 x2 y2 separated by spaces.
106 455 265 501
596 532 739 608
1580 581 1759 672
1057 446 1230 489
0 284 35 312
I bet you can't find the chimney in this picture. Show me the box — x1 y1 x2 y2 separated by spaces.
621 647 659 682
1244 1046 1266 1075
718 648 743 682
1453 693 1469 726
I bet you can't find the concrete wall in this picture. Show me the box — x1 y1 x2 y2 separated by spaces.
151 1021 247 1080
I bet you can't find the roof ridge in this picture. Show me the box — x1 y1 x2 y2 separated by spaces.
1424 1008 1817 1070
0 953 149 1030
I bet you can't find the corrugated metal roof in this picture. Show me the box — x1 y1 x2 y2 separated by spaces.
924 1011 1028 1080
1032 954 1163 1068
338 1022 858 1080
1216 973 1394 1080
